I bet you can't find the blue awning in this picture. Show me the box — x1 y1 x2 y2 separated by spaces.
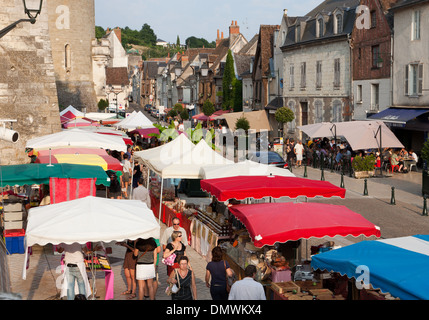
311 235 429 300
369 108 429 125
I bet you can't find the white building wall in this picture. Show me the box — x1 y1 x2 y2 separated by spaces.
353 78 391 120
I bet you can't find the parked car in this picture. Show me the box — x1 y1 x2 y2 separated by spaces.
246 151 289 169
144 104 152 112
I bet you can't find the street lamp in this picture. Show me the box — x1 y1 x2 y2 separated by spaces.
0 0 43 39
105 84 125 119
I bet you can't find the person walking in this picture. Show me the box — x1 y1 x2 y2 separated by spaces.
121 154 132 199
294 140 304 167
205 246 234 300
168 255 197 300
108 171 122 199
163 230 186 276
132 177 151 208
228 265 266 300
133 238 158 300
160 217 188 249
57 243 91 300
115 240 137 299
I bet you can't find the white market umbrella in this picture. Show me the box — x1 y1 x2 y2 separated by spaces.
200 160 295 179
115 111 153 130
26 128 127 152
23 196 160 279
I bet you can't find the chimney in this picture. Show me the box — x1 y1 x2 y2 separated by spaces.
114 27 121 43
229 20 240 37
284 9 288 16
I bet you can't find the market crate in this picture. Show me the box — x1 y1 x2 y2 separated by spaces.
4 211 24 221
309 288 333 296
295 280 323 291
272 281 301 294
4 220 24 230
3 202 23 212
4 229 25 255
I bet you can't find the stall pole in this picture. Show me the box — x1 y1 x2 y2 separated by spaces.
129 161 135 199
158 177 164 225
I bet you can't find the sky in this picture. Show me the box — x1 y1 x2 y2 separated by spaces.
94 0 322 44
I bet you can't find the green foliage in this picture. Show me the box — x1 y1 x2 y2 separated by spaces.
97 98 109 111
235 117 250 132
352 155 376 172
422 140 429 164
202 99 215 116
95 26 105 39
232 78 243 112
275 107 295 124
139 23 157 46
185 36 216 48
168 109 177 118
180 109 189 120
222 50 235 110
174 103 184 113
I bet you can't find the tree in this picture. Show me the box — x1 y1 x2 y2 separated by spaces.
422 140 429 167
139 23 157 46
97 98 109 111
202 99 215 116
185 36 216 48
222 50 235 110
95 26 105 39
235 116 250 132
275 107 295 159
180 109 189 120
176 35 181 48
232 78 243 112
173 103 184 114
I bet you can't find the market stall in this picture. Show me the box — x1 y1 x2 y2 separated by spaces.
311 235 429 300
221 202 380 300
22 196 160 300
200 175 346 202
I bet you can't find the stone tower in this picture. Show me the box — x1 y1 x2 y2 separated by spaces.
45 0 98 112
0 0 61 165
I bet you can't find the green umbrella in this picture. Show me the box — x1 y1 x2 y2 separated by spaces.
0 163 110 187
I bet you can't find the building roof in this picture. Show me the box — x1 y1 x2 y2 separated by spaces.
254 25 280 78
389 0 428 11
106 67 129 86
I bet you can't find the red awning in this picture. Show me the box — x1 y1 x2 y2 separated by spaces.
229 202 381 247
130 127 160 138
200 176 345 202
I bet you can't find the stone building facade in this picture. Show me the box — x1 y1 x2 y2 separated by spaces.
0 0 61 165
45 0 98 112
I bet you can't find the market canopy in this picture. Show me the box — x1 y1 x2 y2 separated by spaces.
115 111 153 130
0 163 110 187
200 160 295 179
129 127 160 139
311 235 429 300
59 105 84 121
229 202 380 247
200 176 346 202
34 147 123 172
298 120 404 151
26 128 127 152
77 126 133 145
134 134 195 175
160 139 234 179
23 196 160 279
63 117 101 129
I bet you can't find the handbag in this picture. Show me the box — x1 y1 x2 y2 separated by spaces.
162 253 176 266
224 260 236 293
165 269 180 296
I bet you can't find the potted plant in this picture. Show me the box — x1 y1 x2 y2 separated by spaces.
352 154 376 179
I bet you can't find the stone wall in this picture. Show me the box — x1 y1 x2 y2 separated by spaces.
0 0 61 165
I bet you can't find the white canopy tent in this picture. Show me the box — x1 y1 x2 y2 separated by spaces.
23 196 160 279
25 128 127 153
200 159 295 179
115 111 153 130
160 139 234 179
60 105 84 118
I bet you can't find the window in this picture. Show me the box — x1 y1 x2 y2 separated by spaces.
315 100 323 123
332 100 342 122
288 100 296 132
336 14 343 34
316 61 322 89
371 83 379 110
405 63 423 96
357 85 362 103
371 11 376 28
372 45 380 69
65 44 71 71
412 10 421 40
300 62 306 89
289 64 295 89
334 58 341 88
317 18 324 37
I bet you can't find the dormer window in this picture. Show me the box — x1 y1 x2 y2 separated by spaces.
317 18 324 37
335 13 343 34
296 25 301 42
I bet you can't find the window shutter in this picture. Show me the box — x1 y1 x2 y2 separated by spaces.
405 65 409 96
418 64 423 95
